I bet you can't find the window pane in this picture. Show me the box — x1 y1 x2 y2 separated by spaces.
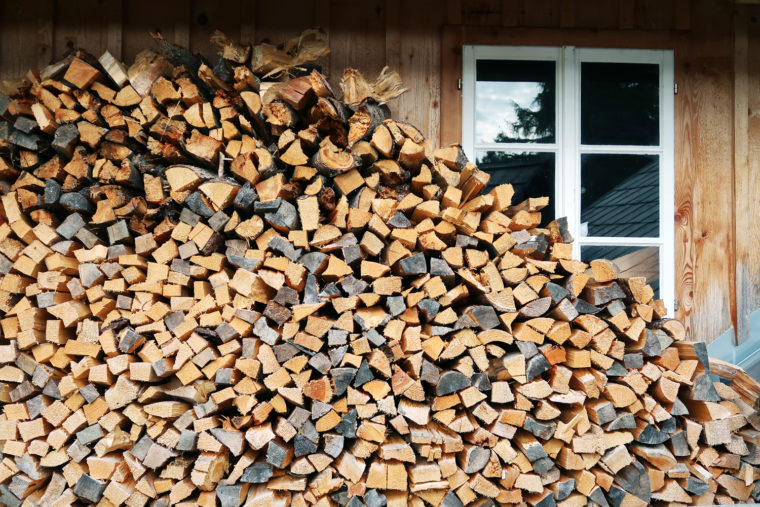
475 151 555 225
581 62 659 146
475 60 555 144
581 245 660 298
581 154 659 238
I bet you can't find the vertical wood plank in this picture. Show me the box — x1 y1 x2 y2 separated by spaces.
122 0 187 64
174 1 191 49
674 42 695 340
314 0 331 78
560 0 575 28
54 0 113 60
501 0 519 26
314 0 331 32
440 25 463 146
189 0 243 57
0 1 42 77
385 0 401 69
106 0 124 59
240 0 256 44
745 5 760 323
689 0 735 343
385 0 402 120
573 0 617 29
523 0 559 28
37 0 54 68
674 0 691 31
255 0 315 45
461 0 501 26
618 0 636 29
328 0 386 89
733 4 751 344
636 0 674 31
448 0 463 25
394 0 444 144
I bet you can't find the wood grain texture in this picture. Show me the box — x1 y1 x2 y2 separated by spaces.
440 25 463 147
314 0 330 78
636 0 674 30
559 0 575 28
447 0 463 25
521 0 560 28
674 0 691 31
328 0 386 89
734 4 760 344
461 0 502 26
500 0 520 26
747 5 760 320
689 0 734 343
255 0 315 45
0 0 54 78
189 0 243 57
618 0 636 29
384 0 401 120
174 11 191 49
571 0 617 30
37 0 54 68
122 0 188 63
674 37 695 341
239 0 256 45
733 5 748 344
106 0 124 59
54 0 112 58
395 0 444 145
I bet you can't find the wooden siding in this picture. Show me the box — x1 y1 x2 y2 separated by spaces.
0 0 756 344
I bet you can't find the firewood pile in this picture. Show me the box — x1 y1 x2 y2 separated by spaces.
0 29 760 507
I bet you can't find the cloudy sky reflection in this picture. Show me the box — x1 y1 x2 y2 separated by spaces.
475 81 543 144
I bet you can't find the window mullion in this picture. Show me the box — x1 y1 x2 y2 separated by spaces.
660 50 676 316
461 45 476 161
578 237 663 247
578 145 663 155
560 46 580 259
473 143 558 152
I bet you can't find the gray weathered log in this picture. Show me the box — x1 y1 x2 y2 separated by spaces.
396 253 426 276
73 474 106 503
52 123 79 158
615 461 651 504
241 462 273 483
437 371 471 396
60 192 94 214
690 373 721 402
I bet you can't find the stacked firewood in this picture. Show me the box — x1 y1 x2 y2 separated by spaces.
0 30 759 507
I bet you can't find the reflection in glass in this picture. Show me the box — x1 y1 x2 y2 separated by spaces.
475 151 555 226
581 245 660 298
580 154 659 238
475 60 555 144
581 62 659 146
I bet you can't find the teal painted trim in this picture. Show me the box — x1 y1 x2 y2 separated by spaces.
707 308 760 380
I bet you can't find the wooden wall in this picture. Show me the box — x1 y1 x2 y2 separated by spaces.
0 0 756 345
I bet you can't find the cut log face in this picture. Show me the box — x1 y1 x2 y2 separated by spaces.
0 28 753 507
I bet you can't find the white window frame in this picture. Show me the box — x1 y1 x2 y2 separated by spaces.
462 45 675 316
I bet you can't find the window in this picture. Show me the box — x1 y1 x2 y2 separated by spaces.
463 46 674 315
